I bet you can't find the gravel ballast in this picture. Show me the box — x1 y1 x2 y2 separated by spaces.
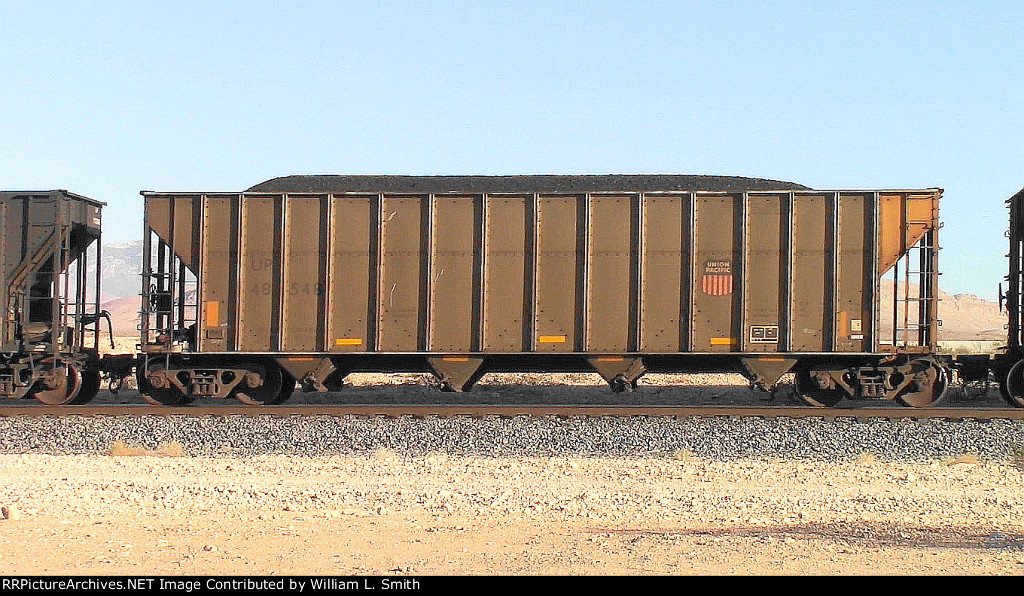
1 414 1022 462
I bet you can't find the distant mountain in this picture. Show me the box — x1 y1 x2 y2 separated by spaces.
878 280 1004 341
94 241 143 299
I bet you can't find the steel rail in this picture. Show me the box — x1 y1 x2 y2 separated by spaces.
0 404 1021 420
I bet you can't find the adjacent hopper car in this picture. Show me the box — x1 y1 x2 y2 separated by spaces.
989 186 1024 407
0 190 109 404
134 175 946 407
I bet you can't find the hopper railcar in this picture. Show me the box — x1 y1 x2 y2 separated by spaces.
979 186 1024 407
0 190 114 405
136 175 947 407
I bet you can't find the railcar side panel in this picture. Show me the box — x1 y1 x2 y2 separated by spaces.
743 194 785 354
379 196 427 352
199 196 234 351
147 196 198 270
534 196 581 353
238 197 276 351
587 195 634 352
791 195 828 351
482 196 529 352
429 196 479 352
692 195 738 352
640 194 688 352
281 196 324 351
836 194 871 353
328 196 374 352
173 197 197 270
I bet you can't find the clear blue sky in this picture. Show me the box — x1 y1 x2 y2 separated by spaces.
2 1 1021 299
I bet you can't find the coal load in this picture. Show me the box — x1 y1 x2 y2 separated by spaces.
247 174 810 194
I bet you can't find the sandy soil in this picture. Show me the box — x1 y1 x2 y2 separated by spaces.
1 452 1023 576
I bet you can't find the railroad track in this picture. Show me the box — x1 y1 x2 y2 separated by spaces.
0 404 1022 420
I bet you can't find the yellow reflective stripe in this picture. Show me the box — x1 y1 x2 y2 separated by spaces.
538 335 566 343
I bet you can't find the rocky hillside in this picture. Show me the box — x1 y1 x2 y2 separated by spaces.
89 241 143 299
102 296 141 337
879 279 1005 341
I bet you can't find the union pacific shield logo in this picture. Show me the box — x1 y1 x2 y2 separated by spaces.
701 259 733 296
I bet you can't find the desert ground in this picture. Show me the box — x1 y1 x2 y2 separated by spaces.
1 451 1023 575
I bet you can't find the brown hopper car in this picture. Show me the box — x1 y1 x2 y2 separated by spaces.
0 190 110 404
979 185 1024 407
138 175 945 407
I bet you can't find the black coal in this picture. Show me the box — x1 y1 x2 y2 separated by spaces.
247 174 810 194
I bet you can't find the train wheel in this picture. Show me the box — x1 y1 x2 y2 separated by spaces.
272 370 296 405
69 370 101 405
795 370 844 407
897 362 949 408
137 364 193 406
233 362 286 405
32 362 83 405
1003 360 1024 408
999 369 1012 403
